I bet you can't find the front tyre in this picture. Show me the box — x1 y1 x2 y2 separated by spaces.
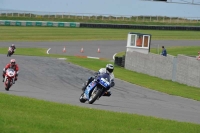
7 51 10 57
5 79 11 91
88 88 102 104
79 93 87 103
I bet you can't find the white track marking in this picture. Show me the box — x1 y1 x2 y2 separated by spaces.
113 53 117 60
87 56 100 59
47 48 51 54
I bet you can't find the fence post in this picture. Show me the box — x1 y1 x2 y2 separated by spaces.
150 16 151 22
172 57 177 82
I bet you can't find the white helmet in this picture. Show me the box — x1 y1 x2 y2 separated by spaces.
106 64 114 73
12 44 15 46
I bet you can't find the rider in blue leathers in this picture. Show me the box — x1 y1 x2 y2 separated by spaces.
82 64 115 96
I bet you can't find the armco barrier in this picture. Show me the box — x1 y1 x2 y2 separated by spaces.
80 23 200 31
0 20 80 28
1 20 200 30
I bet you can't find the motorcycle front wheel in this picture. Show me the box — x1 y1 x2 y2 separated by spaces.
5 79 11 91
79 93 87 103
7 51 10 57
88 88 102 104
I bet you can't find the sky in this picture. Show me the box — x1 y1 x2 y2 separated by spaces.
0 0 200 18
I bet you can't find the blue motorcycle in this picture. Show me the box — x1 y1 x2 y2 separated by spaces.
79 73 111 104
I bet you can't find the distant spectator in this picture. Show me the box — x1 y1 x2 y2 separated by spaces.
161 46 167 56
197 51 200 60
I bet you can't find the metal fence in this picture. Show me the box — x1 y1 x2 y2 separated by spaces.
0 10 200 23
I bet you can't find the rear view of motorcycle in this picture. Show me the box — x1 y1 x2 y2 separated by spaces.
79 73 111 104
4 68 16 91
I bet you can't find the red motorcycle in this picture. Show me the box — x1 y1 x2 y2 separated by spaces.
7 47 14 57
4 68 16 91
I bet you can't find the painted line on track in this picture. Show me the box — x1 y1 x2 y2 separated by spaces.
113 53 117 60
87 56 100 59
57 58 67 60
47 48 51 54
75 55 106 60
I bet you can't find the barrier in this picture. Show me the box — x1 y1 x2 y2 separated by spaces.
80 23 200 31
0 20 80 28
1 20 200 30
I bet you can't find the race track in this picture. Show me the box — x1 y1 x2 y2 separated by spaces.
1 40 200 59
0 40 200 124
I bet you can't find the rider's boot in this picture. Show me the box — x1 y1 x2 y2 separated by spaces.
103 90 111 97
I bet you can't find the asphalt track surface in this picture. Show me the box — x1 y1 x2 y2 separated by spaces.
0 40 200 124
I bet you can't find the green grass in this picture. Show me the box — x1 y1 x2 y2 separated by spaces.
1 16 200 26
116 46 200 57
1 93 200 133
1 26 200 41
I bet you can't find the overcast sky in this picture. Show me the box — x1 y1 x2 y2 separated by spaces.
0 0 200 18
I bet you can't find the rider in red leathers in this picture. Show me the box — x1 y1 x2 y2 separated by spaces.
2 59 19 84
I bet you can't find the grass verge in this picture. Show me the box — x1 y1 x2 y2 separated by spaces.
1 93 200 133
116 46 200 57
1 26 200 41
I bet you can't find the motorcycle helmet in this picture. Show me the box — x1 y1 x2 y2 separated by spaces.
106 64 114 73
10 59 16 66
12 44 15 47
